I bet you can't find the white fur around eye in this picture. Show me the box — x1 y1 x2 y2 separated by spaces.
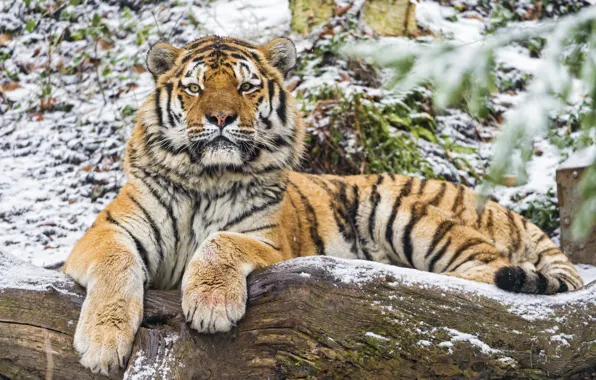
239 82 259 94
185 88 200 96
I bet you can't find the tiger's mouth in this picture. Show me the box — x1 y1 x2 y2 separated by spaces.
206 135 236 148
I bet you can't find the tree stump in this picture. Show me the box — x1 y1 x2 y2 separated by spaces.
0 251 595 379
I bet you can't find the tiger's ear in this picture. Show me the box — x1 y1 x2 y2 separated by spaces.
263 37 297 77
147 42 181 79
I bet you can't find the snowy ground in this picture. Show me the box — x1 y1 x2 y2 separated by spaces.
0 0 595 283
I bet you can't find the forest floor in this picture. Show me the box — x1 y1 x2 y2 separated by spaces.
0 0 595 283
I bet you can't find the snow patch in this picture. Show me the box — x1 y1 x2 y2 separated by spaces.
443 328 501 354
275 256 596 322
365 331 390 341
123 333 180 380
0 250 70 291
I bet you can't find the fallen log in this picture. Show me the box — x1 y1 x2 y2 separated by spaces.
0 251 594 379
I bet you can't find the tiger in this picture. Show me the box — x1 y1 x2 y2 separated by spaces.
62 35 584 375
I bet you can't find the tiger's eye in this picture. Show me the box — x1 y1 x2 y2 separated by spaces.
188 84 200 93
240 83 253 92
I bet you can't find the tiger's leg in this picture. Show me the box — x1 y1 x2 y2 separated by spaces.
181 232 285 333
62 185 154 374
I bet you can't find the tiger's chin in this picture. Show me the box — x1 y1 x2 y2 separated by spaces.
200 145 244 168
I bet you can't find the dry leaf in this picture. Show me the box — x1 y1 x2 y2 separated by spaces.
0 33 13 46
1 81 22 92
132 64 147 74
336 4 352 17
285 78 300 92
503 176 517 187
98 39 114 50
338 72 351 82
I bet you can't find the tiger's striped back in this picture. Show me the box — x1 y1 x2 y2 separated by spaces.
282 173 583 294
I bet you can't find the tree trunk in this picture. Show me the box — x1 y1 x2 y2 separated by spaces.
288 0 418 36
289 0 336 34
362 0 418 36
0 252 595 379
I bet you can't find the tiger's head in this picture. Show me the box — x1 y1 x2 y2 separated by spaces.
132 36 304 181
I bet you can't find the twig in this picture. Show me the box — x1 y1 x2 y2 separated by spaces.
167 11 184 42
93 40 108 106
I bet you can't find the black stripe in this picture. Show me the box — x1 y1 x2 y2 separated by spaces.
430 183 446 206
308 175 334 196
164 82 176 127
289 181 325 255
184 36 218 51
401 202 428 268
368 175 385 241
190 197 202 245
226 39 260 50
182 44 219 63
428 238 452 273
339 181 360 256
238 61 250 75
425 220 456 259
105 211 150 281
418 178 428 195
267 79 275 118
135 174 179 254
487 210 494 240
222 195 283 230
239 223 279 234
230 52 251 61
154 88 163 127
534 247 561 267
128 193 164 264
507 210 521 253
351 185 372 261
308 177 353 252
451 185 465 212
276 83 287 124
288 194 303 254
476 204 486 228
259 239 281 251
443 238 487 273
385 177 414 258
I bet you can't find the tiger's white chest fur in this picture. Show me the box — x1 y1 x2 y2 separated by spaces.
133 175 284 290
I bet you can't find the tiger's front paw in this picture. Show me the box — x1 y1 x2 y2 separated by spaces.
74 297 142 375
181 269 248 334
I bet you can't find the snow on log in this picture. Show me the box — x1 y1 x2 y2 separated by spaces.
0 250 595 379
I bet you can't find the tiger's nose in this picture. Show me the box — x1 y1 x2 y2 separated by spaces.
206 112 237 129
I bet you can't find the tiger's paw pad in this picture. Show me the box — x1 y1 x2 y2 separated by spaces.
182 279 247 334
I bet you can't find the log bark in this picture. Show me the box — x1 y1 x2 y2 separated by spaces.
0 252 595 379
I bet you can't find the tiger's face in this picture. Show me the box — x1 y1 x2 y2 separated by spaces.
141 36 302 172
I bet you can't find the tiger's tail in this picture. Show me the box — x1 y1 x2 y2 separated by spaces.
494 252 583 294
